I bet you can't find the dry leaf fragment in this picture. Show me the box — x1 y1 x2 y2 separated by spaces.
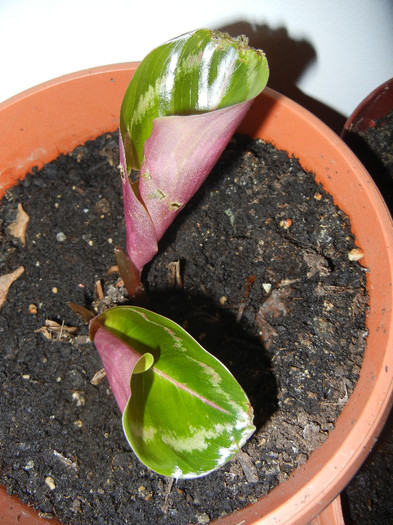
255 287 292 348
302 249 330 278
0 266 25 309
44 319 78 334
7 203 29 245
34 326 52 340
35 320 78 341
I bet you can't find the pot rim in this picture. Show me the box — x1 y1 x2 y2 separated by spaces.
0 63 392 525
342 76 393 135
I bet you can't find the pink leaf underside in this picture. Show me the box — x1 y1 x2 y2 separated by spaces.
93 324 141 413
140 100 253 241
119 134 158 272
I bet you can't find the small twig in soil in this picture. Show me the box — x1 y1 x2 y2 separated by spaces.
168 260 183 289
53 450 79 472
95 279 105 300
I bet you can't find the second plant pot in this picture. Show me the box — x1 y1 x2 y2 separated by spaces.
0 64 392 524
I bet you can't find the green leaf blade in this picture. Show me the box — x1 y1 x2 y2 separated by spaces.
124 364 254 479
93 306 255 478
124 369 252 478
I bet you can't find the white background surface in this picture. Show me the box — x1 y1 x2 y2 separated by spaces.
0 0 392 126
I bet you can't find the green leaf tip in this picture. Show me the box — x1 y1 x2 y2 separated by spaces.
120 28 269 174
91 305 255 479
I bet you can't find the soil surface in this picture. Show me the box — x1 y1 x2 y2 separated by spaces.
0 132 368 524
343 108 393 524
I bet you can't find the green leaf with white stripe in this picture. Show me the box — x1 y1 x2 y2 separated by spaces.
120 28 269 174
92 306 255 478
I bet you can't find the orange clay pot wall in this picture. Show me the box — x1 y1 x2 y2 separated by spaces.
0 64 392 525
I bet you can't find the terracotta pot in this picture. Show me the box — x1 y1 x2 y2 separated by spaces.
341 77 393 135
1 64 392 525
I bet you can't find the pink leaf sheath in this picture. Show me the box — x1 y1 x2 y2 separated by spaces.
119 133 158 272
91 321 141 413
119 99 253 272
140 100 253 241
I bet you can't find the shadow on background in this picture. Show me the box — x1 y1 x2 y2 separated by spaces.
217 21 346 134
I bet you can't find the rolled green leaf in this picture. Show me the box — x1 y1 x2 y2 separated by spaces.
120 29 269 172
90 306 255 478
119 29 269 272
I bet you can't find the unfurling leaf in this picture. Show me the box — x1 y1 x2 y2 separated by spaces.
90 306 255 478
119 28 269 273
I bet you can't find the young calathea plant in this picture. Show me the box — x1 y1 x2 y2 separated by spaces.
75 29 269 479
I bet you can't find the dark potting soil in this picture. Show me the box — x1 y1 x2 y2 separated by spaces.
0 132 368 524
343 108 393 524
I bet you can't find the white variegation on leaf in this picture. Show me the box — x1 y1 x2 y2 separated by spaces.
90 306 255 478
